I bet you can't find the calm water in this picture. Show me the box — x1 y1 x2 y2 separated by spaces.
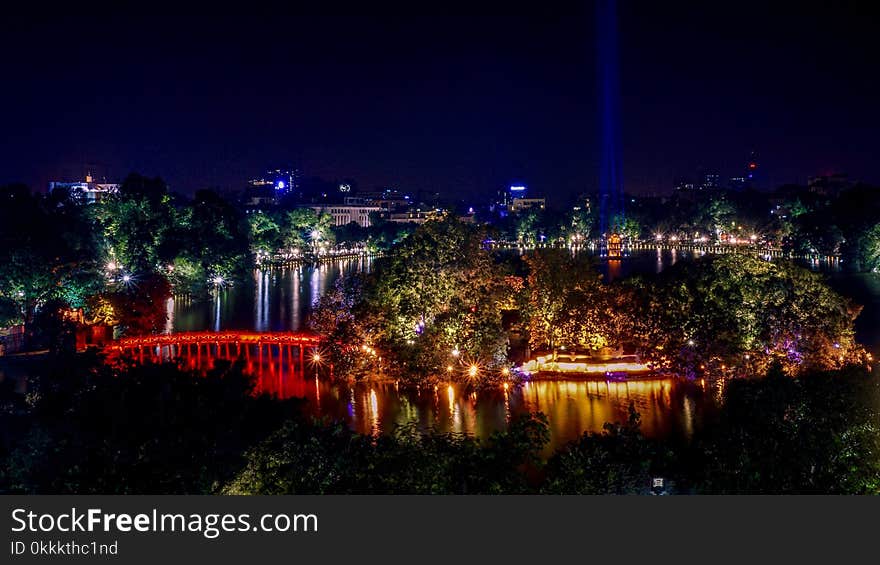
160 249 876 451
291 377 712 453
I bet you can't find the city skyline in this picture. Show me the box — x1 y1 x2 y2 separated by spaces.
2 3 879 197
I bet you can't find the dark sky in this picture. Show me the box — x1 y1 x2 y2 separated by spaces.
2 2 879 201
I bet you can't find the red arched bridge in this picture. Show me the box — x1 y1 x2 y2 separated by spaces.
108 330 324 369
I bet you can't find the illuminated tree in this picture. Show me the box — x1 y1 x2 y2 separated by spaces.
523 250 622 353
631 255 866 377
92 174 179 274
0 185 101 337
311 217 510 383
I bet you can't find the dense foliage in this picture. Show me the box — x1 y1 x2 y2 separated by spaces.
628 254 867 377
311 216 516 384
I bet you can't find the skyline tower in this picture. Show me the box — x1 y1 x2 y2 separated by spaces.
597 0 624 236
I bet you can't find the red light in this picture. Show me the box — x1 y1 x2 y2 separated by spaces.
748 162 757 169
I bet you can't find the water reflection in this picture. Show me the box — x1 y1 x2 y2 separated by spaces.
173 258 373 333
245 374 707 452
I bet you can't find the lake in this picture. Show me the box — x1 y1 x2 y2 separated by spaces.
160 249 875 451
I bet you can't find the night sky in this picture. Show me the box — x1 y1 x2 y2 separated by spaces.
2 3 879 201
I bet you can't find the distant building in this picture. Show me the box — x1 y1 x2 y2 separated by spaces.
510 197 546 213
572 195 592 212
701 172 720 190
674 178 698 191
354 188 412 212
808 173 851 196
248 167 302 198
48 173 118 204
729 176 747 191
242 181 276 208
311 205 381 228
386 209 448 225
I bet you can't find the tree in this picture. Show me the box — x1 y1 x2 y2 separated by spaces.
311 217 511 384
0 185 101 340
692 365 880 494
542 404 668 494
105 273 173 335
629 255 867 377
93 174 178 274
247 211 282 255
523 250 622 353
184 189 249 283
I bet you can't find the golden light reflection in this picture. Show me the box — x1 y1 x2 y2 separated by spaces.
682 396 695 440
369 388 379 436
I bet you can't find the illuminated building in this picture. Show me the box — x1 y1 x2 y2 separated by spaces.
386 209 446 224
606 232 622 258
508 184 527 200
674 172 719 192
48 172 118 204
701 172 720 190
310 204 381 227
510 197 546 212
729 176 747 190
248 167 301 197
673 177 697 191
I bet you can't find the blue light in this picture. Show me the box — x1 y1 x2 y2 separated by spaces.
276 180 285 190
510 185 526 192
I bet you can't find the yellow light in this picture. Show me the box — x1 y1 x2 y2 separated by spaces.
468 365 478 378
501 367 510 376
451 348 460 357
313 352 321 362
503 382 509 390
446 365 453 373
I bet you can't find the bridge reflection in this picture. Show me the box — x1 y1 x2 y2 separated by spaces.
107 331 324 396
